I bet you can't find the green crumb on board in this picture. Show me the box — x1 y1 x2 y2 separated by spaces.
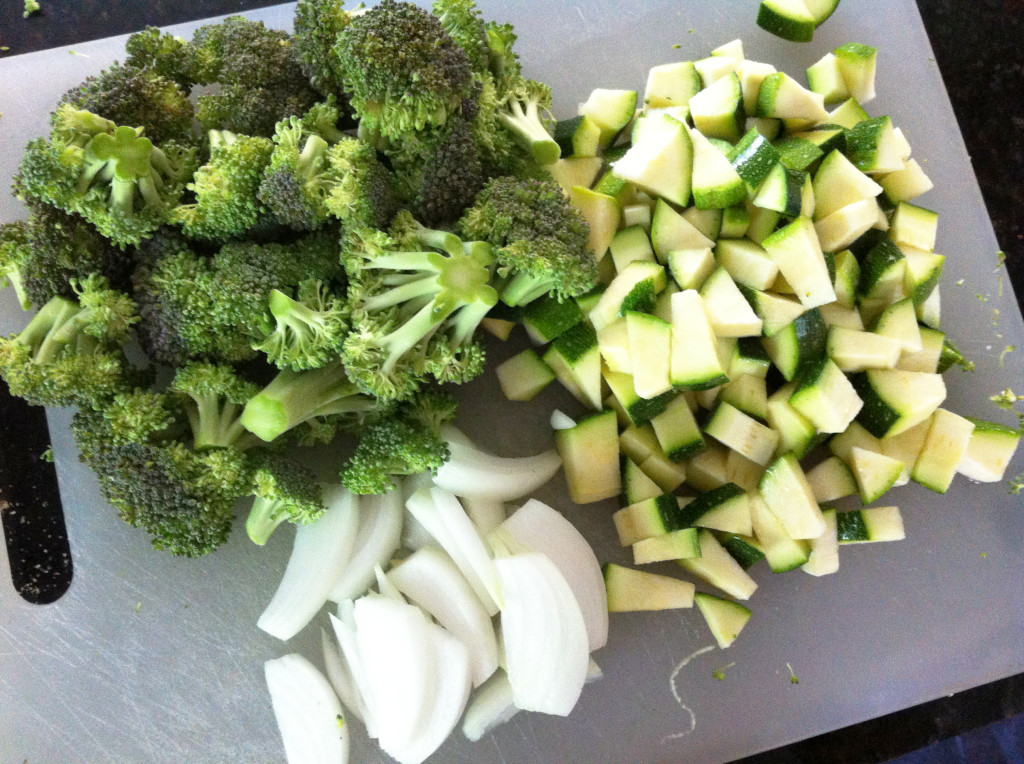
672 43 682 49
991 388 1024 410
713 662 736 681
40 446 54 462
23 0 40 17
977 294 989 303
995 251 1007 270
69 50 91 57
1010 475 1024 495
135 601 142 613
956 279 965 286
787 663 799 684
981 552 988 558
1000 345 1015 368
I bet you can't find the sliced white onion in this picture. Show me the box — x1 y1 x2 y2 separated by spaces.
388 546 499 687
265 653 349 764
258 486 360 641
328 490 403 603
586 657 604 683
494 499 609 651
404 487 502 615
461 495 507 536
373 563 405 602
461 669 519 742
435 424 562 500
495 553 590 716
390 621 472 764
320 627 366 725
549 409 577 430
353 595 436 757
329 606 378 739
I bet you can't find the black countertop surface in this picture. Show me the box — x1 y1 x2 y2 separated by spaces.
1 2 1022 762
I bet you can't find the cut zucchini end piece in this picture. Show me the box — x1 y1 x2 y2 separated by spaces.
694 592 752 648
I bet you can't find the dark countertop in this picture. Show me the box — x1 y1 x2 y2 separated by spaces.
0 2 1021 763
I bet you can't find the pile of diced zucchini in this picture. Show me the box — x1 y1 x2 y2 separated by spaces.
492 39 1022 650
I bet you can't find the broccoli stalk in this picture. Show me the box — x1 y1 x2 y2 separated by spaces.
343 213 499 399
253 281 348 371
498 80 560 166
240 358 379 442
245 452 325 545
170 362 261 450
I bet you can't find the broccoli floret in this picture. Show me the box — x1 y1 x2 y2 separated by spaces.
321 137 400 234
240 358 381 442
258 119 337 231
72 406 252 557
245 451 325 545
172 130 274 241
57 62 196 146
17 203 131 308
0 220 32 310
342 211 498 400
0 275 140 409
169 361 262 450
408 116 486 226
458 176 596 306
341 388 457 494
493 78 560 166
333 0 473 138
102 389 184 445
131 232 342 365
484 21 520 83
124 27 195 91
293 0 363 96
186 16 320 137
15 107 198 247
432 0 490 74
253 280 349 371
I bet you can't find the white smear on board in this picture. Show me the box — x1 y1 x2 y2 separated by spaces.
660 644 716 744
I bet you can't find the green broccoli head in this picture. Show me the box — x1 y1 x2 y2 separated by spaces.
124 26 195 92
131 232 342 366
319 137 401 234
342 211 498 400
169 361 261 451
15 108 199 248
102 389 184 446
432 0 491 74
245 451 326 545
341 388 458 494
172 130 274 242
458 175 596 305
0 275 141 409
57 62 196 146
0 219 32 310
187 16 321 137
333 0 473 138
72 407 252 557
293 0 362 96
253 280 349 371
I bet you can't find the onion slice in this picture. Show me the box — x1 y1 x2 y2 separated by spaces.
405 487 502 614
435 424 562 500
258 486 360 641
320 627 366 725
329 606 378 739
265 653 349 764
492 499 609 651
461 494 507 536
328 489 403 603
495 553 590 716
390 621 472 764
462 669 518 742
353 595 436 757
388 546 499 687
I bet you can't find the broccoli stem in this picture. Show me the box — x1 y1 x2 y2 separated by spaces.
499 98 560 166
29 298 81 363
500 271 556 307
240 359 377 442
246 497 288 545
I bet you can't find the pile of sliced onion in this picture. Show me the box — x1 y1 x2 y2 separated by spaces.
260 427 611 762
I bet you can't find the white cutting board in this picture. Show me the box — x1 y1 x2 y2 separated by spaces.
2 2 1023 763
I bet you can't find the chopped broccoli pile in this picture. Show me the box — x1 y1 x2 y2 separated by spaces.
0 0 592 556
